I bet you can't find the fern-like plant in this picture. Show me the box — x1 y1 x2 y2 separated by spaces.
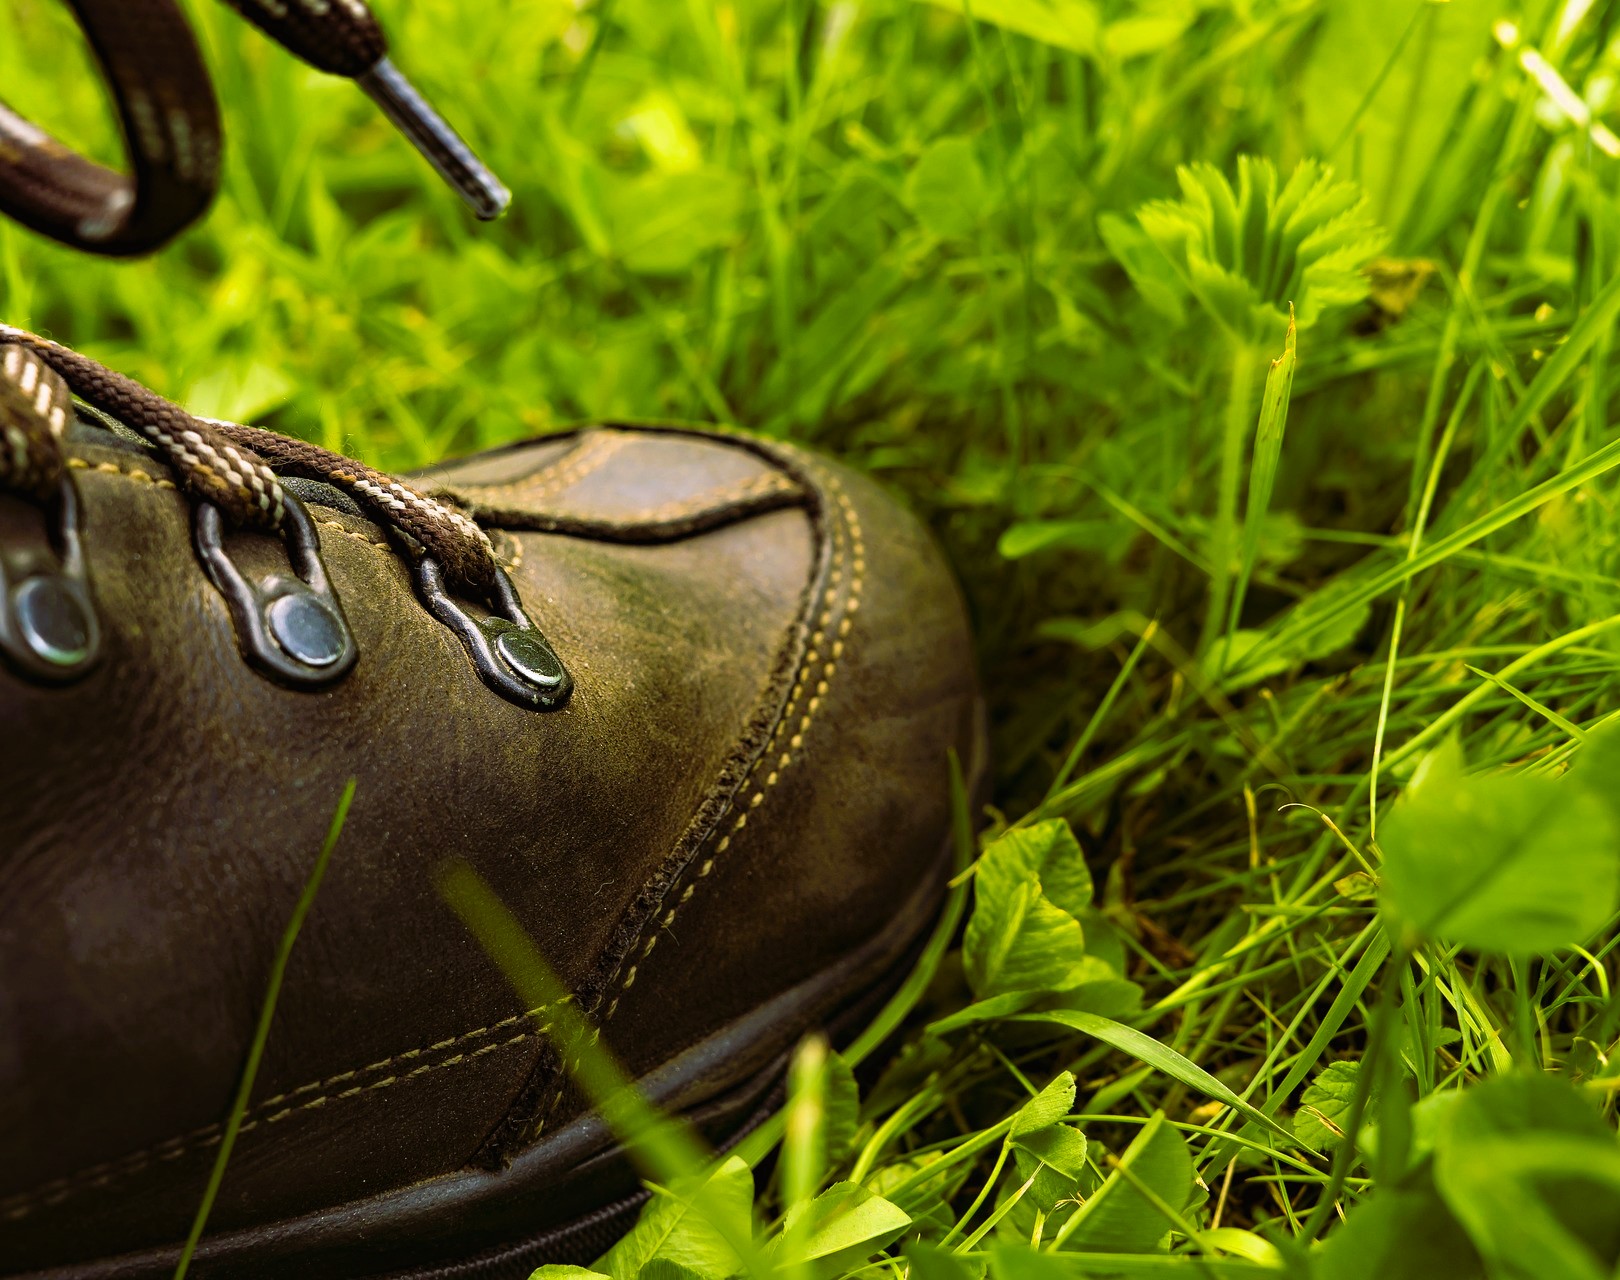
1102 157 1385 659
1133 156 1386 342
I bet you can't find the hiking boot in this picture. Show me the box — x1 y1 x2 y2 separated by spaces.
0 332 984 1279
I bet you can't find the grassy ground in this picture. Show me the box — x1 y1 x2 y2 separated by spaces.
6 0 1620 1275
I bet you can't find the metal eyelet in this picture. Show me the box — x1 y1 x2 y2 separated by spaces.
194 491 358 688
414 556 571 710
0 475 101 683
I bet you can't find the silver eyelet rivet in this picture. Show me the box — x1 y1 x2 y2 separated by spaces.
266 592 347 669
12 576 93 668
494 625 567 690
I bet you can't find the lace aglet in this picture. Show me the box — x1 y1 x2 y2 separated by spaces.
357 58 511 221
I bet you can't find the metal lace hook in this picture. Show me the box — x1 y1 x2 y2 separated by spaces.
194 490 358 689
413 556 571 709
0 475 102 683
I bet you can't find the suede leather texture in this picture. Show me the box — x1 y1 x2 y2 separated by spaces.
0 422 980 1273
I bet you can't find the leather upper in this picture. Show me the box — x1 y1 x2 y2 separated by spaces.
0 420 980 1272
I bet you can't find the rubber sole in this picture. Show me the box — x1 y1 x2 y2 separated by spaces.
30 808 959 1280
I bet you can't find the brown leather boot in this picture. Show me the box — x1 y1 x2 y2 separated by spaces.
0 333 983 1278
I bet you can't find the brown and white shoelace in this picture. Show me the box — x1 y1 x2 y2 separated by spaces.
0 327 500 595
0 0 508 256
0 2 572 704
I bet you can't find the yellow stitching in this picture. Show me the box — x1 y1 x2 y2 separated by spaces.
460 432 625 502
0 1004 563 1221
567 469 863 1090
65 458 403 561
66 456 177 490
539 470 799 525
2 1032 541 1221
314 518 391 552
648 474 862 932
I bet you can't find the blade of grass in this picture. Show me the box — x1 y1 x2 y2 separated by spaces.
1224 307 1297 652
437 860 771 1278
172 778 356 1280
1005 1009 1295 1144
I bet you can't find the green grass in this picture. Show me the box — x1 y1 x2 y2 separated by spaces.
7 0 1620 1275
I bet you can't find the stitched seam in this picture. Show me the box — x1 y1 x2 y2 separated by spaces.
0 1002 564 1221
458 432 624 502
611 474 865 992
540 468 863 1129
541 471 799 526
66 456 178 490
315 518 391 552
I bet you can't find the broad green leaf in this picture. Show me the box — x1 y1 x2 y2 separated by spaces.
964 823 1099 998
531 1269 612 1280
186 358 295 424
964 877 1089 997
998 519 1118 560
984 821 1096 919
1006 1008 1294 1141
1294 1060 1375 1153
1103 6 1197 61
1014 1123 1090 1179
1011 1123 1092 1217
1434 1074 1620 1280
1313 1179 1486 1280
906 1241 987 1280
1054 975 1145 1019
1198 1229 1281 1268
872 1157 963 1243
600 1156 753 1280
1380 739 1620 954
917 0 1099 55
638 1263 708 1280
1405 1089 1465 1169
776 1182 911 1277
1012 1071 1077 1137
1056 1112 1192 1253
1569 720 1620 830
621 92 702 173
907 138 990 240
1077 906 1128 974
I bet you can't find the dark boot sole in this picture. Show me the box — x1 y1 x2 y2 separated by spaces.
29 727 983 1280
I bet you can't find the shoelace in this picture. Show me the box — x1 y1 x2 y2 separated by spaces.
0 0 508 256
0 345 73 503
0 10 568 706
0 326 496 592
0 329 571 708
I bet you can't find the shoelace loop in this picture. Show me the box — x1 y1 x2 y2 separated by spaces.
0 346 73 502
0 0 506 256
0 326 498 595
